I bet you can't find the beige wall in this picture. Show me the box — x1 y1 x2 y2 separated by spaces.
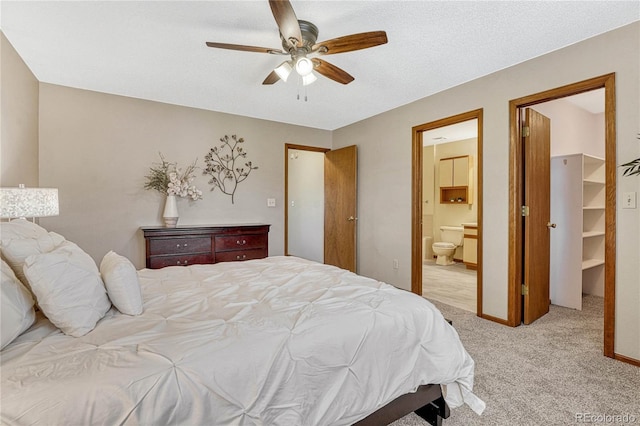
533 98 605 158
37 84 332 268
287 149 324 263
422 145 435 219
1 32 39 187
333 22 639 360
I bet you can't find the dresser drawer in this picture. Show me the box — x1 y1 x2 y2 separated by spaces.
148 253 214 269
142 224 270 269
148 236 211 256
215 249 267 263
215 234 267 252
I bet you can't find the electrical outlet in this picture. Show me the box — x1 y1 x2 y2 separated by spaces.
393 259 399 270
623 192 637 209
267 198 276 207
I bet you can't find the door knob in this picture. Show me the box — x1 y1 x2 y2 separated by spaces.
547 222 557 229
347 216 357 221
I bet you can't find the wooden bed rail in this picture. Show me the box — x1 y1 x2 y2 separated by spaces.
353 384 450 426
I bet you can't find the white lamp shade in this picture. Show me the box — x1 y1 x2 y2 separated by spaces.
274 61 293 82
0 187 59 219
302 73 317 86
295 57 314 76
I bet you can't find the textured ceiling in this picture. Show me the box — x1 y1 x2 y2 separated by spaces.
1 1 638 130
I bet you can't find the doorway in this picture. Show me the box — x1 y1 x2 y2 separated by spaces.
422 121 479 313
536 89 606 312
285 144 358 272
411 109 484 316
285 146 327 263
508 73 616 358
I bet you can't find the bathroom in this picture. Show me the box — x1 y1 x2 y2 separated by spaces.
422 120 478 312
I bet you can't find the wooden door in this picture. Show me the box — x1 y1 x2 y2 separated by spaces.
324 145 357 272
523 108 551 324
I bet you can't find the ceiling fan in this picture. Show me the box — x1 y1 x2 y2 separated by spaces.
205 0 388 86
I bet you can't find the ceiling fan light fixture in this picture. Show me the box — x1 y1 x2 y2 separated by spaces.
274 61 293 82
295 57 314 76
302 72 317 86
206 2 388 87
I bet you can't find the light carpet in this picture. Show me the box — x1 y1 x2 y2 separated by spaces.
391 296 640 425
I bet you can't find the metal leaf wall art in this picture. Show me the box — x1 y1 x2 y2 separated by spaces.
203 134 258 204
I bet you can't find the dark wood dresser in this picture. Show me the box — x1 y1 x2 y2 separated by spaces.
141 224 270 269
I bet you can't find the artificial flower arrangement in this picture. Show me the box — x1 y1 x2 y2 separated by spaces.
144 153 203 201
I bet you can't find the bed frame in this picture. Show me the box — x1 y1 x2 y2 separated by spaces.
354 384 450 426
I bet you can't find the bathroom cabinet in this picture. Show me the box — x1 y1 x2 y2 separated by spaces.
550 154 605 310
439 155 473 204
462 223 478 270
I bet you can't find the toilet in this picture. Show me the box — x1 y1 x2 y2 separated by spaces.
432 226 464 266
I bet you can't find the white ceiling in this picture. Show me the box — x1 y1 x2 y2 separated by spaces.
1 1 638 131
563 89 605 114
423 119 477 146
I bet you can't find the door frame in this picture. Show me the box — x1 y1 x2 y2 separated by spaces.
411 109 484 316
284 143 330 256
507 73 616 358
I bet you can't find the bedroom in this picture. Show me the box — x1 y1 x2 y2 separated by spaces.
1 1 639 424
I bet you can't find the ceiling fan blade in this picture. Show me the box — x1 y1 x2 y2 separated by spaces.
269 0 302 47
206 41 286 55
312 59 355 85
262 70 281 85
313 31 388 55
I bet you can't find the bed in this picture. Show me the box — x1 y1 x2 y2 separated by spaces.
1 222 483 425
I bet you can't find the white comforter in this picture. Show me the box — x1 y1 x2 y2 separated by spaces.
1 256 483 425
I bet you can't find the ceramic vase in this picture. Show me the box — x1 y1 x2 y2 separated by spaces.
163 194 179 227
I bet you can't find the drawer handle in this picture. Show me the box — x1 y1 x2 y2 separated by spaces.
176 243 188 248
236 254 247 260
236 240 247 245
176 260 188 265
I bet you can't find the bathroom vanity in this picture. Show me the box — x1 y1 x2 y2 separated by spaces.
462 223 478 270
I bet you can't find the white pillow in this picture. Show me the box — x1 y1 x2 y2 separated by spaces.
23 241 111 337
100 251 143 315
1 231 66 293
1 259 36 349
0 218 49 240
